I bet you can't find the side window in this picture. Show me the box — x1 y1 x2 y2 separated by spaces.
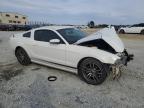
34 30 64 43
23 32 31 38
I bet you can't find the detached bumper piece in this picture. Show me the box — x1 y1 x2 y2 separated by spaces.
112 64 125 79
112 50 134 79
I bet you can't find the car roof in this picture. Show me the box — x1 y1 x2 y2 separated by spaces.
32 26 75 31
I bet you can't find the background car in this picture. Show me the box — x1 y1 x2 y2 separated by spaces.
118 23 144 34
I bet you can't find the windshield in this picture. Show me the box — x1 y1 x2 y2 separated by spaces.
57 28 87 44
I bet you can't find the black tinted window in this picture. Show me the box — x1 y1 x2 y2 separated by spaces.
34 30 64 43
23 32 31 38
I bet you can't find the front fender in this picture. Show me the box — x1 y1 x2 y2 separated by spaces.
66 45 120 68
84 48 120 64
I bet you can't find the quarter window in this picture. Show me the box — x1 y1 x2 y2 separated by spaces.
34 30 64 43
23 32 31 38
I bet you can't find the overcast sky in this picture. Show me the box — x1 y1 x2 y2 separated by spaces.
0 0 144 25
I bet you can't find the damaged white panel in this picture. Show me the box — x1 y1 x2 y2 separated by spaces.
75 27 124 52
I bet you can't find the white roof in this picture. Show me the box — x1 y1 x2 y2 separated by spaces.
33 26 74 31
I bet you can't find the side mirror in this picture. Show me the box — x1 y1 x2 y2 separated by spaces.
49 39 60 44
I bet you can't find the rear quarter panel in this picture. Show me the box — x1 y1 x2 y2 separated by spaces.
9 32 32 57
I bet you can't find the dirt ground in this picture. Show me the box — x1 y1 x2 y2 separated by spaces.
0 30 144 108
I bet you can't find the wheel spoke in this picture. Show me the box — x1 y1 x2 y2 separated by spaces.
87 73 92 79
82 67 91 74
95 65 101 71
92 75 100 82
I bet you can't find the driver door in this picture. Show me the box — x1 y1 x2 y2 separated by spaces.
30 29 66 65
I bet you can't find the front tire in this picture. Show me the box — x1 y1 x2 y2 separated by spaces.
119 29 125 34
15 48 31 65
140 30 144 35
78 58 107 85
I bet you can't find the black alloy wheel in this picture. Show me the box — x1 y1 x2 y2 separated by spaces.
78 58 107 85
141 30 144 35
119 29 125 34
15 48 31 65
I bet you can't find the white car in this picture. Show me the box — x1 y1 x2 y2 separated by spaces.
118 24 144 34
10 26 133 85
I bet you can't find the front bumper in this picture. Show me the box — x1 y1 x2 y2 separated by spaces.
117 49 134 65
124 50 134 64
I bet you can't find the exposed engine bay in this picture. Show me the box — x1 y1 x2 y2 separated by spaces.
79 39 116 54
78 39 133 65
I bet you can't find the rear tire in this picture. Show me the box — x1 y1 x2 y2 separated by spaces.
140 30 144 35
15 48 31 65
78 58 107 85
119 29 125 34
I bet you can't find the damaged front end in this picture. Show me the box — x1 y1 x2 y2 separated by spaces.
112 49 134 79
75 27 134 79
116 49 134 65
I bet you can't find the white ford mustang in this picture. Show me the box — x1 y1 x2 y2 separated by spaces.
10 26 133 85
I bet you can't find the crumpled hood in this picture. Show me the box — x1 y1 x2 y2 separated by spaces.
75 27 124 52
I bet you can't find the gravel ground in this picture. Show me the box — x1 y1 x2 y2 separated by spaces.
0 31 144 108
